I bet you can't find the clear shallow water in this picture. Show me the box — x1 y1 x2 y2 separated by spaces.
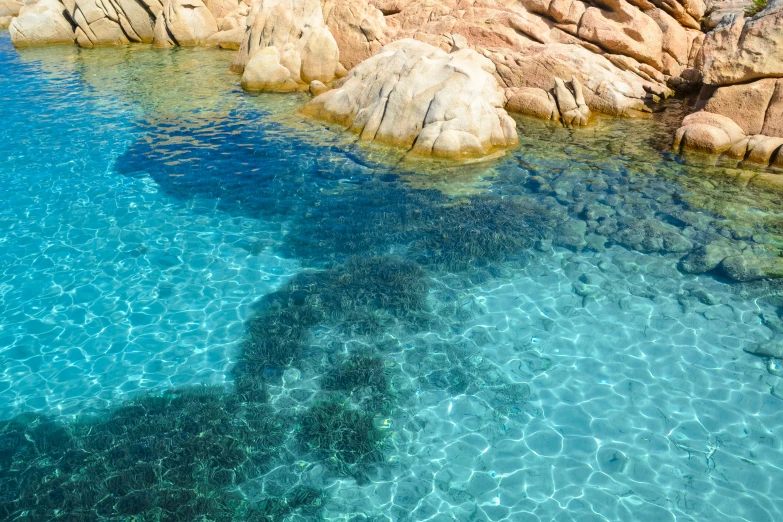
1 32 782 522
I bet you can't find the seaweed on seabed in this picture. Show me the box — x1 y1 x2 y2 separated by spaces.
298 397 388 483
314 256 430 327
323 355 389 393
238 255 431 373
411 194 563 272
242 302 325 370
0 385 318 522
322 354 399 415
253 485 325 521
282 178 446 264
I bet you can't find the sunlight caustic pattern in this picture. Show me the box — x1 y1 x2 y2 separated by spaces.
0 33 782 522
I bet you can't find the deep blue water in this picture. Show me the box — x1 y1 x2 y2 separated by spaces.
1 32 783 521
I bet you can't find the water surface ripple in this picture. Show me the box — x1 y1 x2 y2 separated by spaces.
0 33 782 522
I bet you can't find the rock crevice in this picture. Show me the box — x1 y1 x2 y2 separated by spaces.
674 2 783 167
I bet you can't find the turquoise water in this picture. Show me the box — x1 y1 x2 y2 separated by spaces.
1 32 782 521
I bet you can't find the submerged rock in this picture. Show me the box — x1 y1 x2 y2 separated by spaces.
745 340 783 359
554 219 588 251
720 254 783 281
679 240 741 274
301 39 518 159
614 218 692 254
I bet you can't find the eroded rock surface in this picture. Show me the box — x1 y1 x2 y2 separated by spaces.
674 1 783 166
323 0 388 71
231 0 340 92
67 0 160 47
301 39 518 159
154 0 218 47
700 2 783 86
366 0 706 121
0 0 23 29
10 0 76 46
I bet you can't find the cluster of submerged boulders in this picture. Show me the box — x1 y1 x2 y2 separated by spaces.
524 165 783 283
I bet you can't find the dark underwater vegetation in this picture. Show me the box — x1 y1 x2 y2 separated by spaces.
0 386 303 521
4 35 783 522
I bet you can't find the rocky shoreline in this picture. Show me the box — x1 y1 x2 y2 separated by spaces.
2 0 782 162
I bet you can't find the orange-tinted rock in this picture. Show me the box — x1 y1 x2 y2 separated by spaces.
700 6 783 86
762 80 783 138
702 79 777 135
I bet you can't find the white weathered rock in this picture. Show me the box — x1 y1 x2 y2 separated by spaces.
673 110 746 154
505 87 559 121
232 0 340 92
0 0 23 29
489 43 666 118
241 46 303 91
10 0 76 47
0 0 22 17
154 0 218 47
203 0 237 19
153 10 176 47
66 0 159 47
205 26 244 49
309 80 329 96
301 39 518 159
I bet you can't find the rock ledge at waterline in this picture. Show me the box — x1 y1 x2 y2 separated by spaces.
4 0 783 162
0 0 703 158
301 39 518 159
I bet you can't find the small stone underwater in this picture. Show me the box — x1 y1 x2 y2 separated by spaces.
1 35 782 522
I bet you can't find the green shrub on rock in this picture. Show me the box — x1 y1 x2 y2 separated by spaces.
746 0 768 16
